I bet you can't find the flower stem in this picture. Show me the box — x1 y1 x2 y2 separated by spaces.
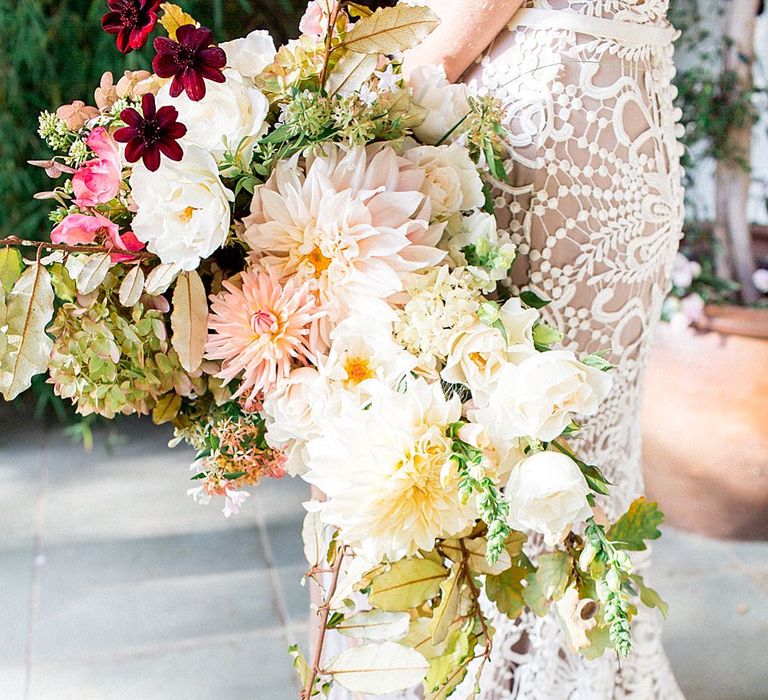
302 548 346 700
0 236 155 259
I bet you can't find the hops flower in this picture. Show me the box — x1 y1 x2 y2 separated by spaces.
206 266 322 405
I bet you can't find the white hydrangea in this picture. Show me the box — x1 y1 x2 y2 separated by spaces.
394 266 486 377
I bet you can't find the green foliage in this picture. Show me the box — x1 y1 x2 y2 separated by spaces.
607 497 664 551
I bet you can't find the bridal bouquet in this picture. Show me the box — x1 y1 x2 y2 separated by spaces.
1 1 668 696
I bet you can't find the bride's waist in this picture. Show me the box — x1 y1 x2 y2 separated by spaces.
510 7 679 47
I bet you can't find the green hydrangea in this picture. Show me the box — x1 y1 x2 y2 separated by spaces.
38 111 74 152
48 296 191 418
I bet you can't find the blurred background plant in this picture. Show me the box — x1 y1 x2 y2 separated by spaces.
669 0 768 313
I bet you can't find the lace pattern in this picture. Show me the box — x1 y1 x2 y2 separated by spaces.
329 1 686 697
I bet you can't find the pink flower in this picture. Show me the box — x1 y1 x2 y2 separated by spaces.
51 212 119 246
299 1 330 37
50 213 144 261
206 266 322 405
72 128 122 207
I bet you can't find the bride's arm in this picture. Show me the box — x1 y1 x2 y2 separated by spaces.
403 0 524 81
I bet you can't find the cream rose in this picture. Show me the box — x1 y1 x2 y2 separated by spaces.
405 143 485 220
156 69 269 161
505 451 592 545
263 367 334 475
408 64 470 145
220 30 276 78
130 146 234 270
471 350 612 443
441 299 539 402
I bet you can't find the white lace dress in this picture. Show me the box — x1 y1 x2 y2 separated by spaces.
330 1 687 698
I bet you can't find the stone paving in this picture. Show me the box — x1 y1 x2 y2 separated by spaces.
0 413 766 699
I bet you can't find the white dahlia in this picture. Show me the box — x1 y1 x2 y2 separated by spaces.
243 143 445 341
304 378 476 561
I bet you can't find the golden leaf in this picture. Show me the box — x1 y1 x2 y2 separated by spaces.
152 392 182 425
170 270 208 373
327 51 379 95
0 263 54 401
159 3 197 40
342 5 440 55
118 265 145 308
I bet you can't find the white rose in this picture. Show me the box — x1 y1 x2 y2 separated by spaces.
130 146 234 270
263 367 334 475
405 143 484 220
470 350 612 443
220 30 276 78
408 64 470 145
505 451 592 545
441 299 539 402
156 69 269 162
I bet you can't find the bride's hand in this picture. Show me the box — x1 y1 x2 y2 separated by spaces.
403 0 525 82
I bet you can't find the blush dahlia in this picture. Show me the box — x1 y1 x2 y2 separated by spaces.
101 0 161 54
153 25 227 102
114 93 187 172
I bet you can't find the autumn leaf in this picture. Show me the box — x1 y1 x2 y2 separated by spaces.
369 558 448 611
328 642 429 694
171 270 208 373
145 262 181 295
485 557 532 619
76 253 111 294
428 564 461 645
0 264 54 401
327 52 378 95
119 266 145 307
159 3 197 40
341 5 440 54
608 497 664 551
152 392 181 424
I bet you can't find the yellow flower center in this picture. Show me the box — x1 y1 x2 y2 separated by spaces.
469 351 488 369
344 355 375 385
306 246 332 278
180 206 198 222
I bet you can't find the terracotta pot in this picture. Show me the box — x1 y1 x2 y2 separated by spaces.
641 305 768 540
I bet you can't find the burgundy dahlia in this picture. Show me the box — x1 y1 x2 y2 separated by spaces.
114 93 187 172
152 24 227 102
101 0 161 54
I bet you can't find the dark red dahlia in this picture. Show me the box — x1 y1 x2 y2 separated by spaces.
114 93 187 172
152 24 227 102
101 0 161 54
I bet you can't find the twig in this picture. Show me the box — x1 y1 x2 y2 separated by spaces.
0 236 155 260
459 539 493 685
318 1 344 88
302 548 346 700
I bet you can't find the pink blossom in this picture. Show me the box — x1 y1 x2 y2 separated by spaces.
51 212 119 246
50 213 144 261
72 128 122 207
299 1 329 37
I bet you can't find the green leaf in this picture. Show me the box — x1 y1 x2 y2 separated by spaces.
519 290 550 309
582 624 614 660
369 557 448 612
485 558 531 619
534 551 570 601
523 570 549 617
582 352 614 372
532 322 563 349
630 574 669 618
0 247 23 293
288 643 311 686
341 4 440 54
607 497 664 551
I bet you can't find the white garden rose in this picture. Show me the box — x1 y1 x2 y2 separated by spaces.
405 143 485 220
505 451 592 545
470 350 612 443
441 299 539 402
156 69 269 161
263 367 336 476
408 64 470 145
130 146 234 270
220 30 276 78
